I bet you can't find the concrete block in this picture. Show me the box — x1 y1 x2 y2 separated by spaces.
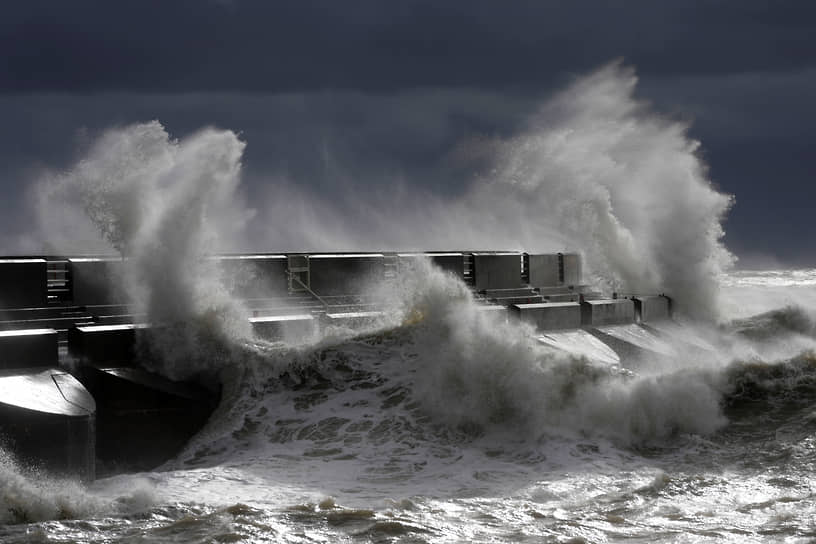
0 328 58 369
561 253 582 286
215 254 288 299
527 254 561 288
0 259 48 309
250 314 316 342
69 258 126 306
581 299 635 326
68 323 147 365
512 302 582 331
634 295 671 323
308 254 385 296
473 253 522 291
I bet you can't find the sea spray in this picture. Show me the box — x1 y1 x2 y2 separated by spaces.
246 63 734 321
0 448 103 524
382 260 731 444
469 61 735 320
39 121 254 379
35 62 734 330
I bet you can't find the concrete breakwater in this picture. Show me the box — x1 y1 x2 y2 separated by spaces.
0 251 673 479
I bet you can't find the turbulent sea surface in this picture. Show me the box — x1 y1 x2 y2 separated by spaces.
2 268 816 543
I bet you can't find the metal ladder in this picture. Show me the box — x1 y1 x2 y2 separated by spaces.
46 259 71 305
463 253 475 286
286 255 310 293
383 254 398 281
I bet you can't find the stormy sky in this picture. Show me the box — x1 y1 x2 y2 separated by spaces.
2 0 815 266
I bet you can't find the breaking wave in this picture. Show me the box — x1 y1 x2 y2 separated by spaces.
19 63 799 540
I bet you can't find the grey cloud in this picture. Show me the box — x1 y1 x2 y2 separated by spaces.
3 1 816 93
2 71 815 264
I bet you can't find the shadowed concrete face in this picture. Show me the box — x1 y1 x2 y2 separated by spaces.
581 299 635 326
0 328 58 369
0 368 95 479
0 260 47 309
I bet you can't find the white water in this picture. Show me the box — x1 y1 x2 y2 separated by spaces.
4 266 816 542
4 62 813 542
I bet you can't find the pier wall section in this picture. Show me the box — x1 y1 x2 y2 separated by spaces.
397 253 464 280
70 258 126 306
0 259 48 309
308 254 385 296
527 254 560 288
562 253 582 286
473 253 523 291
215 254 288 299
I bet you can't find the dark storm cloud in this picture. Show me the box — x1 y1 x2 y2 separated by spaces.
640 69 816 265
1 1 816 265
3 0 816 93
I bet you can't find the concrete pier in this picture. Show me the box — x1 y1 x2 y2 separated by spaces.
0 248 690 479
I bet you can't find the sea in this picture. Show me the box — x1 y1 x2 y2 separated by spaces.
1 266 815 543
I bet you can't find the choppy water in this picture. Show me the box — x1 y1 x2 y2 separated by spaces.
1 268 816 543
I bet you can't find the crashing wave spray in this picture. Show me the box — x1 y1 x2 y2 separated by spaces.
40 121 254 377
253 62 734 320
467 61 735 319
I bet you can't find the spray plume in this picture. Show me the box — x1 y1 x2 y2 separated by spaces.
40 121 253 377
36 62 734 326
254 62 734 319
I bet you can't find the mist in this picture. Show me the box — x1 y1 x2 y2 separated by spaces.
34 62 734 320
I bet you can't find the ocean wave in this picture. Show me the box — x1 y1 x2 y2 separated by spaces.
727 305 816 341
